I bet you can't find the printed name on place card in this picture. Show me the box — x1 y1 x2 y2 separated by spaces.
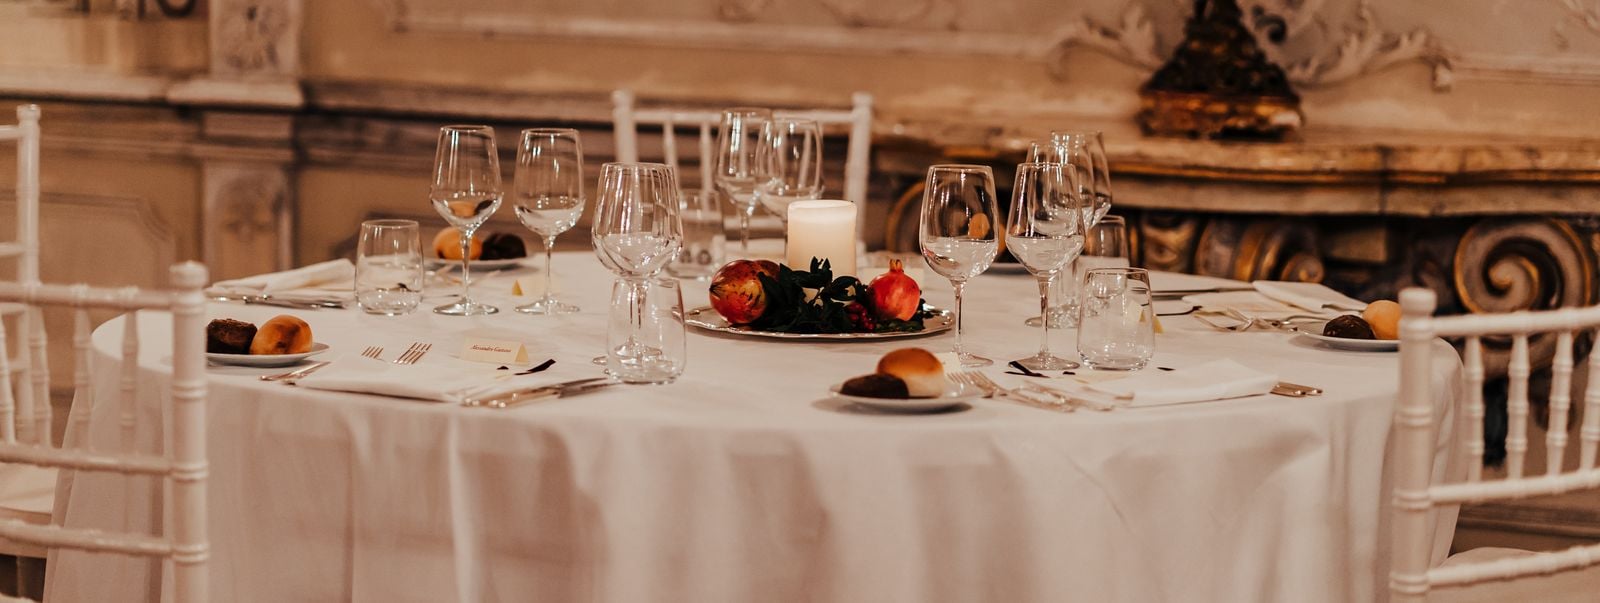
461 337 531 364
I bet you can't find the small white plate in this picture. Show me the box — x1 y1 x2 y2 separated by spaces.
828 378 977 412
207 343 331 367
1298 324 1398 352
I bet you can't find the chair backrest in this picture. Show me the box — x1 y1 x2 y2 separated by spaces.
0 262 209 603
0 105 47 447
1392 288 1600 601
611 90 875 222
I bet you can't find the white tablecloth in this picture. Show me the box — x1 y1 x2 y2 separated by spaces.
46 253 1463 603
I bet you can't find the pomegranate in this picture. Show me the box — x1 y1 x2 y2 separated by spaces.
867 260 922 321
709 259 780 325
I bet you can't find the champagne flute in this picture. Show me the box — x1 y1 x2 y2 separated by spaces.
756 117 824 223
919 165 1001 367
511 128 585 314
592 162 683 363
713 107 772 254
1005 162 1084 371
429 125 503 316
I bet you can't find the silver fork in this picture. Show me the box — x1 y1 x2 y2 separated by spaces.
394 342 431 365
361 346 384 360
1193 310 1256 332
260 361 331 382
953 371 1071 413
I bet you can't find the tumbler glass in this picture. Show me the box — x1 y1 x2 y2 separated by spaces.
1077 267 1154 371
355 219 423 315
606 277 686 384
668 188 727 279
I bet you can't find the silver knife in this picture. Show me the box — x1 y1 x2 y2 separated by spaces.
460 377 609 408
240 295 347 310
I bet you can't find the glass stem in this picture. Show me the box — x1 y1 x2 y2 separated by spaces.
541 235 556 304
952 280 966 358
459 230 473 303
1037 274 1054 357
630 278 647 346
739 211 752 253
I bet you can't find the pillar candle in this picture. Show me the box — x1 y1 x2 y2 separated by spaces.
785 200 857 277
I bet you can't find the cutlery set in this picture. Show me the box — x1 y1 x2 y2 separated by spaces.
212 294 347 310
256 343 618 408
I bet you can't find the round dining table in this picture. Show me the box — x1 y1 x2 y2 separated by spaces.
45 251 1463 603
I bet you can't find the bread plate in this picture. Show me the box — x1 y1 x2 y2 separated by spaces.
685 306 953 340
207 343 330 367
424 257 529 271
828 379 977 412
1298 322 1398 352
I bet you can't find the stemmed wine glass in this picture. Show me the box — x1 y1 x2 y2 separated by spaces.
713 107 772 254
1026 133 1111 327
511 128 585 314
756 117 824 223
1005 162 1085 370
591 162 683 362
1052 130 1113 224
429 125 503 316
919 165 1001 367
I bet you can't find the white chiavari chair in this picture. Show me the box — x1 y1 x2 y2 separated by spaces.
0 262 209 603
1394 288 1600 601
611 90 874 239
0 105 54 578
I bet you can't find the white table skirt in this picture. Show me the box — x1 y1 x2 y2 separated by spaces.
46 253 1463 602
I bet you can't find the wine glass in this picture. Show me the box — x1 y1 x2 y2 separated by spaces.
1026 136 1101 328
592 162 684 363
919 164 1001 367
429 125 503 316
1005 162 1085 371
1051 130 1113 224
756 117 824 223
713 107 772 255
511 128 585 315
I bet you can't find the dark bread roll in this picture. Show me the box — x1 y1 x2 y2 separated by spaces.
1323 315 1375 340
839 373 910 399
480 232 527 260
206 319 257 354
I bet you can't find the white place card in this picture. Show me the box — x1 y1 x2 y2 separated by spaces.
461 337 531 364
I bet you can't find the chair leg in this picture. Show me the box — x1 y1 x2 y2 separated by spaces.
15 556 42 600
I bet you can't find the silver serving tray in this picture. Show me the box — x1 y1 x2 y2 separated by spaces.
684 306 953 340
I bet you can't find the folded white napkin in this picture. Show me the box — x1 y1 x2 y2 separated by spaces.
295 354 574 403
1252 281 1365 313
1084 359 1277 407
209 260 354 297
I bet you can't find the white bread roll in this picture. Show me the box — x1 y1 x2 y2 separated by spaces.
876 348 945 398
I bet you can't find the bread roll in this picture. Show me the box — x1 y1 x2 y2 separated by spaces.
250 315 314 355
876 347 945 398
1361 300 1401 340
432 227 483 261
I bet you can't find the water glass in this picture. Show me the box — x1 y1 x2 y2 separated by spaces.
429 125 503 316
355 219 423 316
669 188 726 279
1005 163 1083 371
1052 214 1131 326
512 127 585 314
606 278 686 384
1077 267 1155 371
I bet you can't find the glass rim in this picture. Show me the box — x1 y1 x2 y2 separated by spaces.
767 116 820 127
1049 129 1103 139
927 163 993 174
601 161 672 172
722 106 773 116
1096 215 1126 225
440 124 494 133
361 218 419 229
520 127 580 137
1083 266 1147 278
1015 161 1063 172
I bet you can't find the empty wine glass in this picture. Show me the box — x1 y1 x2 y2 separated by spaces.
1051 130 1113 224
1005 163 1084 371
919 165 1001 367
713 107 772 255
511 128 585 315
756 117 824 223
429 125 503 316
1026 136 1100 328
592 162 684 364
